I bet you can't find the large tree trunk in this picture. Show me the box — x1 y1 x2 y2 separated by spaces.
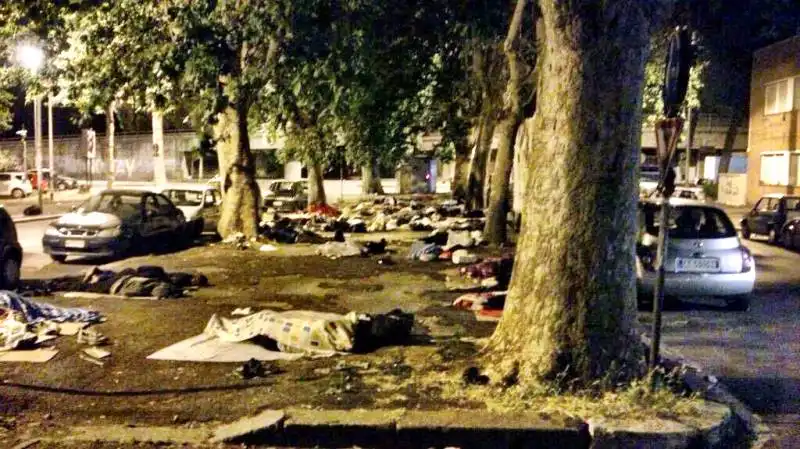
451 137 470 200
105 101 116 189
484 118 522 245
465 116 494 210
361 160 385 195
215 103 260 239
487 0 658 386
152 110 167 185
308 161 327 206
718 113 743 174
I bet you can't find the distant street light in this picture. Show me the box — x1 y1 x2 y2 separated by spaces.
16 43 45 210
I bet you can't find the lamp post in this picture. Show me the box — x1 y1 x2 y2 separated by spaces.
15 129 27 172
48 93 54 200
16 43 45 210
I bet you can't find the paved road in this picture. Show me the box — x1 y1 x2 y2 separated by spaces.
640 236 800 448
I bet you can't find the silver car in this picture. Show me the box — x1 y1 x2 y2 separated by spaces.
637 200 755 310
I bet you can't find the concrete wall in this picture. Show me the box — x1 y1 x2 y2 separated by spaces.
718 173 748 206
747 35 800 204
0 131 198 182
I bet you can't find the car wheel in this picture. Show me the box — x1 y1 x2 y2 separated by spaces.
0 255 21 288
768 228 778 244
782 229 793 249
726 295 750 312
57 182 68 191
740 223 751 240
50 254 67 263
11 188 24 199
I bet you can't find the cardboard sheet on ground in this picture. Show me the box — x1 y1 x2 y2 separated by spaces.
58 292 160 300
147 334 304 362
0 348 58 363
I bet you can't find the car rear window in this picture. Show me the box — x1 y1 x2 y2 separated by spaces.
640 205 736 239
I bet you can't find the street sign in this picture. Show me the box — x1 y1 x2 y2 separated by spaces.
655 118 684 197
662 28 692 118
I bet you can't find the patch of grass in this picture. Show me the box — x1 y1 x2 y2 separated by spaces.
413 367 702 421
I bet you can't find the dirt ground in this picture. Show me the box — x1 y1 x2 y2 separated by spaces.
0 232 502 447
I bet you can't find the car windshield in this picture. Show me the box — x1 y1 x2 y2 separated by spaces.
78 193 142 219
641 205 736 239
271 182 296 196
162 189 203 206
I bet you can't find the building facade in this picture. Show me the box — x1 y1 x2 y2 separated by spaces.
747 35 800 204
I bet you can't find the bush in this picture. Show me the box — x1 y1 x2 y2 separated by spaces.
701 181 718 200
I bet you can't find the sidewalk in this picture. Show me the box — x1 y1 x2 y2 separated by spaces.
1 190 89 222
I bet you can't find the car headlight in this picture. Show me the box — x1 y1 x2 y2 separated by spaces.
44 226 61 236
96 226 122 238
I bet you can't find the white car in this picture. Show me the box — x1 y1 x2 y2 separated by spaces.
156 184 222 236
637 199 755 310
0 172 33 199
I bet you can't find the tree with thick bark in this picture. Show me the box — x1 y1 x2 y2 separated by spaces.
487 0 670 386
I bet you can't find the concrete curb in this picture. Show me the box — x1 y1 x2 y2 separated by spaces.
642 334 774 448
60 404 738 449
12 214 63 224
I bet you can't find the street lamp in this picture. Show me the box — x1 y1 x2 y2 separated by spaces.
16 43 45 209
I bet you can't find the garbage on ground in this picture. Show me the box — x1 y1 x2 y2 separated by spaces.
408 241 442 261
451 249 479 265
77 328 108 346
235 358 279 379
259 244 278 252
0 291 103 352
231 307 253 316
83 347 111 359
317 241 364 259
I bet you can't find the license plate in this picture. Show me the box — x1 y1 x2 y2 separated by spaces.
65 239 86 249
273 201 283 206
675 258 720 273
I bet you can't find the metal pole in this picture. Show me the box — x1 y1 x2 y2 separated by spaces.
21 138 27 172
48 93 54 200
34 95 43 209
684 107 693 184
650 197 670 372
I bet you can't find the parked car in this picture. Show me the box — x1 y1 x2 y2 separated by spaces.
29 169 79 191
263 181 308 212
740 194 800 244
158 184 222 237
639 165 660 198
0 206 22 288
672 186 707 202
0 172 33 199
42 189 187 262
637 200 755 310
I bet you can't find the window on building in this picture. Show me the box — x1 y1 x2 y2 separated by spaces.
795 75 800 110
760 153 789 185
765 78 794 115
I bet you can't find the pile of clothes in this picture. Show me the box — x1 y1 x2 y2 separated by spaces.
0 291 103 350
407 229 484 263
448 255 515 322
316 231 388 259
261 197 485 236
28 265 209 299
